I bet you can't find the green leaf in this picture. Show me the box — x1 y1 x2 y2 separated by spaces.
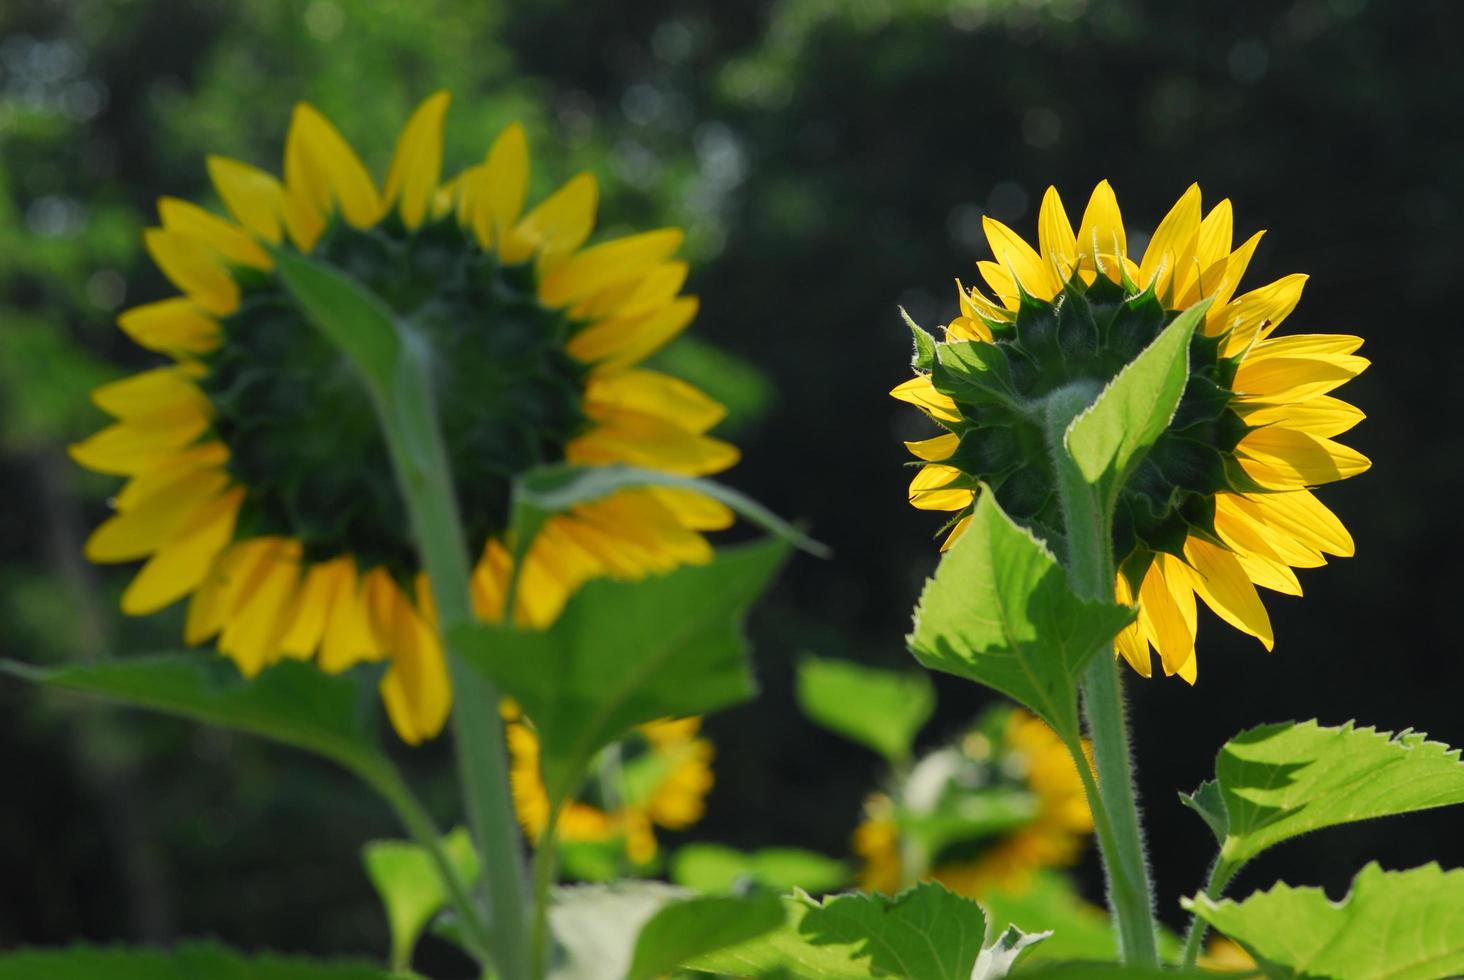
272 247 399 396
1178 778 1229 845
795 656 934 763
458 539 787 806
0 655 382 774
362 827 479 970
545 882 783 980
1064 299 1209 509
690 882 1045 980
0 942 395 979
627 892 788 980
671 844 849 894
1185 862 1464 980
509 463 827 580
1193 720 1464 874
979 871 1119 962
907 491 1134 742
1014 965 1218 979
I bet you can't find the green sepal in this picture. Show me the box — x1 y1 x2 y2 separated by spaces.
901 307 938 371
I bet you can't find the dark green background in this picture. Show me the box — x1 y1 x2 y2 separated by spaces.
2 0 1458 973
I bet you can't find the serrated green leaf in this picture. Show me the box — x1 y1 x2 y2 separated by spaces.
1194 721 1464 873
627 892 787 980
688 882 1005 979
907 491 1134 742
0 942 395 980
1185 863 1464 980
457 539 787 806
508 463 827 585
795 656 934 763
362 828 479 970
671 844 849 895
0 655 382 774
1064 299 1209 510
1178 779 1228 845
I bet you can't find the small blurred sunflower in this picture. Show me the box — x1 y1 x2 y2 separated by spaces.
506 707 713 870
71 92 737 743
853 708 1092 897
894 182 1368 681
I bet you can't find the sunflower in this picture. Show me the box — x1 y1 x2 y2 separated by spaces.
506 708 714 868
853 708 1092 897
893 182 1368 682
70 92 738 743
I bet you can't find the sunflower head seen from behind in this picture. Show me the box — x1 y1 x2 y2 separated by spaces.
72 92 738 744
893 182 1368 682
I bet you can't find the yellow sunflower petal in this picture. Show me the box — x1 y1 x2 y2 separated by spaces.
207 155 286 245
1213 493 1325 569
116 298 221 356
583 368 726 433
567 408 739 476
1233 353 1369 404
285 102 381 230
143 228 239 315
382 90 451 231
647 487 735 531
319 559 385 672
1180 537 1274 650
539 228 684 308
1138 560 1196 678
1138 183 1201 298
1214 274 1307 353
114 443 230 511
84 468 230 562
1238 427 1371 488
1237 395 1365 438
278 557 349 658
909 463 973 511
1113 574 1151 677
367 572 450 744
157 197 272 270
1076 180 1126 270
69 409 210 476
905 431 959 462
940 513 973 552
977 260 1018 307
218 544 301 677
983 215 1057 299
573 261 689 322
501 173 597 270
120 487 244 615
1235 489 1354 557
479 123 530 248
184 537 281 646
90 367 208 419
1193 199 1234 270
1037 186 1078 281
890 375 959 423
566 296 699 368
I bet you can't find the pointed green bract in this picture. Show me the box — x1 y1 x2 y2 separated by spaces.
907 491 1134 742
1185 863 1464 980
363 828 480 970
1189 720 1464 872
457 539 787 806
795 656 934 763
1064 299 1209 512
0 655 382 774
0 942 395 980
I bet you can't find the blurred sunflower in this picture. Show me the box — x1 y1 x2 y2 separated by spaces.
893 182 1368 681
506 707 713 869
71 92 737 743
853 708 1092 897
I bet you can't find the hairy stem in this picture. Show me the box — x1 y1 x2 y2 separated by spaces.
1180 858 1238 967
1044 385 1159 966
530 802 563 980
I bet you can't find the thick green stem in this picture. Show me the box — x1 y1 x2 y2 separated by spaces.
378 337 533 980
1044 385 1159 966
1180 858 1238 967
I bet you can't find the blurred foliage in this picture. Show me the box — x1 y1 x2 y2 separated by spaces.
5 0 1464 974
